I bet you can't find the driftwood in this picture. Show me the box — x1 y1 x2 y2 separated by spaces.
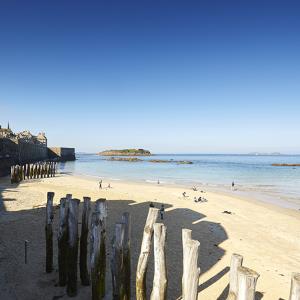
237 266 259 300
227 253 244 300
91 199 107 299
150 223 167 300
45 192 55 273
289 273 300 300
111 212 131 300
67 198 80 297
136 207 159 300
58 197 69 286
182 229 200 300
80 197 91 286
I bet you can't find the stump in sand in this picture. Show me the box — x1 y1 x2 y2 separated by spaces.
111 212 131 300
67 198 80 297
80 197 91 286
237 266 259 300
182 229 200 300
289 273 300 300
91 199 107 300
45 192 55 273
136 207 159 300
150 223 167 300
227 253 244 300
58 197 69 286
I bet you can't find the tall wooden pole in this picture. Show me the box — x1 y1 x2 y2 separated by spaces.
80 196 91 286
45 192 55 273
182 229 200 300
150 223 167 300
136 207 159 300
227 253 243 300
111 212 131 300
58 197 69 286
67 198 80 297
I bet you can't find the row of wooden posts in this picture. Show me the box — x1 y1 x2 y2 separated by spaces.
11 161 57 183
45 192 300 300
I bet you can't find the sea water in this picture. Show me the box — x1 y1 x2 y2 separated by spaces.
58 154 300 209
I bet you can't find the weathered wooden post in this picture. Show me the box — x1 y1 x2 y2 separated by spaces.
289 273 300 300
150 223 167 300
237 266 259 300
227 253 244 300
45 192 55 273
136 207 159 300
29 164 33 179
122 212 131 299
111 212 131 300
58 197 69 286
182 229 200 300
67 198 80 297
111 222 126 300
26 163 30 179
80 196 91 286
34 163 37 179
91 199 107 300
22 165 26 180
10 165 14 183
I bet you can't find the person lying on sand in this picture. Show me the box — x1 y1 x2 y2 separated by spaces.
182 192 188 197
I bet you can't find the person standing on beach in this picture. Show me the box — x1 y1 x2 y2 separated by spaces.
160 204 165 220
157 179 160 185
99 180 102 189
231 181 235 191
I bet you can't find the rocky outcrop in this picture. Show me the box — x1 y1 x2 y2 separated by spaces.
149 159 193 164
107 157 142 162
272 163 300 167
99 149 151 156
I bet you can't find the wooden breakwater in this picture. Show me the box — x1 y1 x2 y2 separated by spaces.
43 193 300 299
10 161 57 183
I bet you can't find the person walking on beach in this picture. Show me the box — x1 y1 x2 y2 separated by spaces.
99 179 102 189
157 179 160 185
160 204 165 220
231 181 235 191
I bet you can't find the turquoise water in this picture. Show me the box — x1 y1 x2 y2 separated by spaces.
58 153 300 208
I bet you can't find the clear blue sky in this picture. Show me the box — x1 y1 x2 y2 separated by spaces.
1 1 300 153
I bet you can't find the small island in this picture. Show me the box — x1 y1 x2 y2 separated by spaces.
98 149 151 156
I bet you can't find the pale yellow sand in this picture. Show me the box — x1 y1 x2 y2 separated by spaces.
0 174 299 299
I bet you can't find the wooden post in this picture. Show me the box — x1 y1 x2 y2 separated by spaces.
289 273 300 300
45 192 55 273
58 197 69 286
111 222 126 300
34 164 37 179
122 212 131 299
96 199 107 297
66 198 80 297
91 199 107 299
10 165 14 183
150 223 167 300
91 212 103 300
227 254 244 300
80 196 91 286
237 266 259 300
182 229 200 300
136 207 159 300
22 165 26 180
111 212 131 300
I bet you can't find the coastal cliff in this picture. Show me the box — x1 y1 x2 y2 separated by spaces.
98 149 151 156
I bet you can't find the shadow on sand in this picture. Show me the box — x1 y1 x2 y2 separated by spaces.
0 176 261 299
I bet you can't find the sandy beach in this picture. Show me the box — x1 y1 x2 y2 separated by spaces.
0 173 299 299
